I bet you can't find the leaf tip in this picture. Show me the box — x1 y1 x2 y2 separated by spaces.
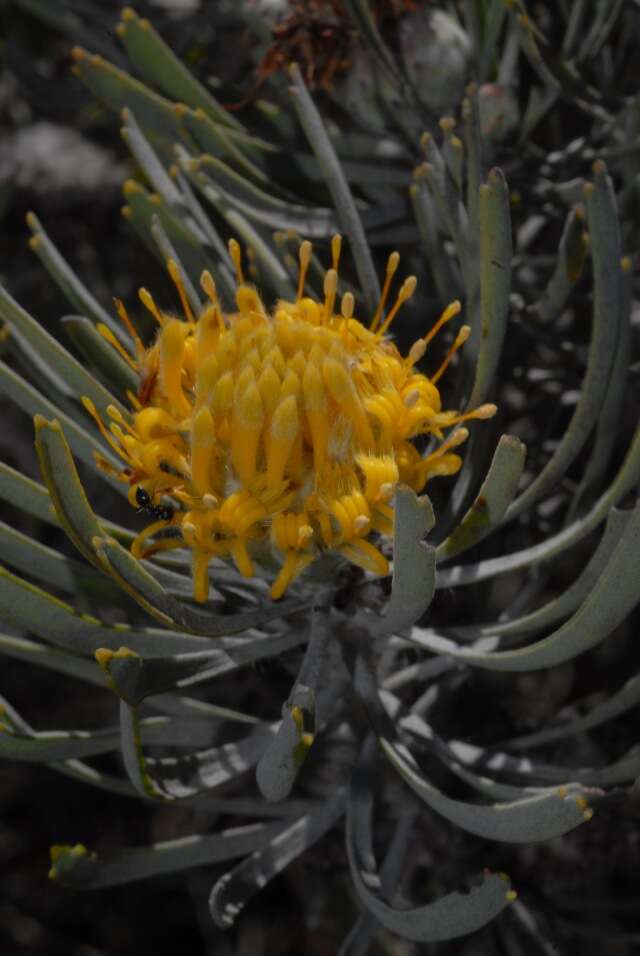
49 843 90 881
94 647 114 669
33 413 50 431
487 166 507 188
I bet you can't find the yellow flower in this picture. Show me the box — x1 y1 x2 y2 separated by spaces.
84 237 495 602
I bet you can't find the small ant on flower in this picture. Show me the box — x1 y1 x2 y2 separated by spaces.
135 486 174 522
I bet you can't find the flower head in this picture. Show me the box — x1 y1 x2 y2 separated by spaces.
85 237 495 601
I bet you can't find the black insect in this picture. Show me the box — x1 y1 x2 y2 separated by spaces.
135 486 174 522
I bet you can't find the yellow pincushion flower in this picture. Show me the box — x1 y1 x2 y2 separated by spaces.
84 237 495 602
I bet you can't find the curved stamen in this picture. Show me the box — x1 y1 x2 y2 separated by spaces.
331 233 342 273
228 238 244 285
139 288 165 326
431 325 470 384
370 251 400 332
97 323 138 370
167 258 194 324
113 297 145 362
297 240 312 300
376 275 417 337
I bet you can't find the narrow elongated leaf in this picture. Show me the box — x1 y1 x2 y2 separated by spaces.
0 461 57 525
54 757 139 799
420 133 473 261
437 435 526 560
398 710 542 801
342 0 400 81
415 500 640 670
95 627 312 704
0 282 126 418
0 566 211 656
146 732 276 800
288 65 380 312
191 154 339 237
375 487 435 635
0 711 209 762
506 671 640 751
0 477 147 575
122 180 218 293
533 206 588 322
442 128 463 195
0 632 103 686
39 423 266 627
172 158 232 261
182 162 297 301
396 704 597 802
568 257 632 515
1 367 117 476
381 735 592 842
255 692 315 802
433 507 630 641
256 620 327 801
24 212 121 335
0 695 143 801
121 115 217 309
119 700 169 800
462 85 483 238
354 645 593 840
148 217 202 313
562 0 588 54
509 7 603 112
294 152 409 188
49 822 283 889
8 324 72 399
479 1 508 82
179 106 272 185
63 315 139 396
94 535 192 628
116 7 242 131
505 161 623 520
576 0 624 60
442 735 640 788
0 723 113 762
209 791 345 927
410 180 460 305
34 417 109 566
118 694 276 801
11 0 116 54
468 167 512 404
346 743 513 942
340 806 416 956
437 418 640 587
121 108 186 210
0 520 115 596
95 533 314 636
72 46 184 145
